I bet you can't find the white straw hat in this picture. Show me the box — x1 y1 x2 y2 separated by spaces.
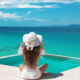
23 32 42 51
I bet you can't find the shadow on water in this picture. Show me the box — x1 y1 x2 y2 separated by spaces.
3 45 19 50
0 45 19 53
0 49 11 52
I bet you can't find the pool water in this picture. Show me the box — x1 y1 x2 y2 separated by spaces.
0 55 80 73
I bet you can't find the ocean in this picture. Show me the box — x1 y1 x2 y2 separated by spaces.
0 27 80 58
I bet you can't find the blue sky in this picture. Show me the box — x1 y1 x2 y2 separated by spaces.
0 0 80 27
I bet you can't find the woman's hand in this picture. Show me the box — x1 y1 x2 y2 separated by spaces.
40 42 44 49
21 42 25 48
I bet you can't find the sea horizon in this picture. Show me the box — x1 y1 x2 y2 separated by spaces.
0 24 80 28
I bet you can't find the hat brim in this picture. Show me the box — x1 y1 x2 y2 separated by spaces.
23 34 42 43
37 34 42 42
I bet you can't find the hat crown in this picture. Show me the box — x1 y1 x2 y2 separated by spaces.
28 32 37 40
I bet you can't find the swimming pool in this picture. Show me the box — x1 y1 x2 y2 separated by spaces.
0 55 80 73
0 27 80 73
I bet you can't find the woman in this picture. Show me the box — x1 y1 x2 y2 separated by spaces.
18 32 48 80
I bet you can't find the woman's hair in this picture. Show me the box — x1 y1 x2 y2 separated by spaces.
23 46 41 69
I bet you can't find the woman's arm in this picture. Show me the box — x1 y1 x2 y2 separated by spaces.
40 42 46 55
18 42 25 55
18 42 26 64
40 42 44 49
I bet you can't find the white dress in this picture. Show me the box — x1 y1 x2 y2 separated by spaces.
18 46 45 79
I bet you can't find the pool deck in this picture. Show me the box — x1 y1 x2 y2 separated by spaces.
0 64 80 80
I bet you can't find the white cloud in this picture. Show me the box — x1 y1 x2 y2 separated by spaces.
0 1 10 5
41 0 74 4
0 0 80 6
44 5 58 8
1 0 80 8
0 11 45 22
33 0 80 4
18 4 58 8
0 11 22 20
0 0 66 8
18 4 42 8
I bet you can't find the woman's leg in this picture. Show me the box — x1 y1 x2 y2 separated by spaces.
19 64 24 72
39 64 48 76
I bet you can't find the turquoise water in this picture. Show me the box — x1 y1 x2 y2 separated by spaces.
0 27 80 73
0 27 80 58
0 55 80 73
